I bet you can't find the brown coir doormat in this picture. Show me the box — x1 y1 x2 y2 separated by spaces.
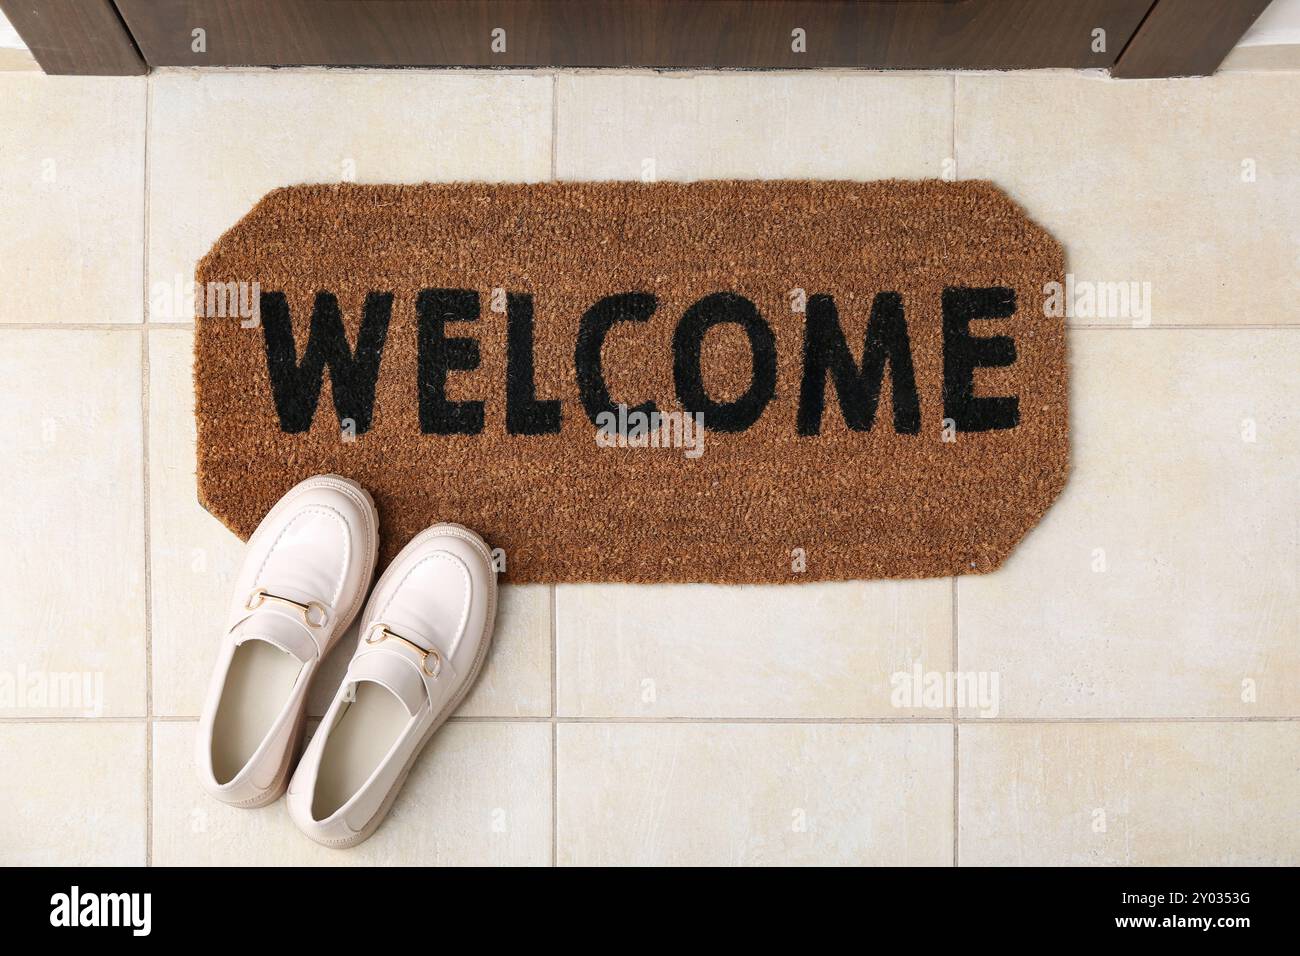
194 180 1068 584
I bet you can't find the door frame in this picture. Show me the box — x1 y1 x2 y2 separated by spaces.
0 0 1275 77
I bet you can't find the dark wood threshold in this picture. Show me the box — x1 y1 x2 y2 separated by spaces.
0 0 145 75
112 0 1149 70
1112 0 1274 78
0 0 1278 77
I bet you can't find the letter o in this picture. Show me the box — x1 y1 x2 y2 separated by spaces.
672 293 776 432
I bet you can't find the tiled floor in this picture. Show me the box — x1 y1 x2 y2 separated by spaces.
0 65 1296 866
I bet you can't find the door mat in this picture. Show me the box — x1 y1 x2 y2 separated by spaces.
194 180 1068 584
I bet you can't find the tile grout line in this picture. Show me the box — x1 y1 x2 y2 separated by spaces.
549 585 559 867
141 73 155 869
549 76 559 867
0 323 197 330
550 72 558 181
951 575 960 868
4 714 1297 725
950 75 960 869
1068 324 1300 330
950 72 957 180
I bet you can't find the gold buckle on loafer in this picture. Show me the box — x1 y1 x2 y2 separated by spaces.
245 588 329 628
364 622 442 678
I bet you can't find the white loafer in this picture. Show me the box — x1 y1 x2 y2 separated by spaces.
195 475 378 808
287 523 497 848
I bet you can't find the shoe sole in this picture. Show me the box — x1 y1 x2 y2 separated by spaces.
304 522 499 849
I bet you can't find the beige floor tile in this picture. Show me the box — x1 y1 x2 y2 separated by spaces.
556 581 951 718
153 719 551 865
557 722 952 865
959 329 1299 718
0 48 38 71
148 329 243 716
306 584 552 718
1219 46 1300 71
455 584 552 717
147 70 553 322
0 331 145 717
0 722 146 865
959 721 1300 866
556 72 953 180
0 74 145 324
148 330 552 717
956 72 1300 326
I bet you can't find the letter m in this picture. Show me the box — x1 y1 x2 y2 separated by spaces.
260 291 393 434
797 292 920 436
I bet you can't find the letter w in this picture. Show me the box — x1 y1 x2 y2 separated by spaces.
260 291 393 434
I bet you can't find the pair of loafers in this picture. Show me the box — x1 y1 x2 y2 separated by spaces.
193 475 497 848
